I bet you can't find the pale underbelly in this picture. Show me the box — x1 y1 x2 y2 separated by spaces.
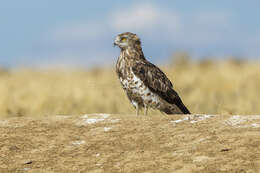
119 73 161 109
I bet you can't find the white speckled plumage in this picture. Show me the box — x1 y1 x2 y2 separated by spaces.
119 70 161 111
114 32 190 115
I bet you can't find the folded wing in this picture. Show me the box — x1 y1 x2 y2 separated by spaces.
132 60 190 114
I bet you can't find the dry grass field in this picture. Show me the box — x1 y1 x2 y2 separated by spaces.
0 59 260 117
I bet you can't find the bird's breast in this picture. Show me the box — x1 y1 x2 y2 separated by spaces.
119 70 161 108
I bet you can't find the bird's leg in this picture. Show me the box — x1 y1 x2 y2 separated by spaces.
136 106 139 116
145 106 148 115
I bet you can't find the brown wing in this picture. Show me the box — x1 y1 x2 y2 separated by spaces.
132 60 190 114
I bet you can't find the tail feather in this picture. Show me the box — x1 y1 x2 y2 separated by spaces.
175 100 190 114
162 104 190 115
166 90 191 114
162 95 191 115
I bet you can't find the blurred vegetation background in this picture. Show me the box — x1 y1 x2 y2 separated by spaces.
1 2 260 117
1 53 260 118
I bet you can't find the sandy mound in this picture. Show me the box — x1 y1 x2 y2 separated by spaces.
0 114 259 173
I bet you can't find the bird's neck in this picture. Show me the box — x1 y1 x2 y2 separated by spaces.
120 46 145 61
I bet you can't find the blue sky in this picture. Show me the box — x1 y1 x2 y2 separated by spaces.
1 0 260 68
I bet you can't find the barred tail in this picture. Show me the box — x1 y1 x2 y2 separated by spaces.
162 96 191 115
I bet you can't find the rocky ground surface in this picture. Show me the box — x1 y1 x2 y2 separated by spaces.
0 114 259 173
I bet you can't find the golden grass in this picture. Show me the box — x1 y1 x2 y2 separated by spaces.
0 60 260 117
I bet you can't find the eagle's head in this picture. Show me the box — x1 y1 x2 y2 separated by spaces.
114 32 141 50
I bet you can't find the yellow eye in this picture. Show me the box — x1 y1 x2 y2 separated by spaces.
121 37 127 42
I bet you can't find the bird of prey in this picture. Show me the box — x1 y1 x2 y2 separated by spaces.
114 32 190 115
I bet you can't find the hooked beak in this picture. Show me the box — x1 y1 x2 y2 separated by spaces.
113 42 117 47
113 36 120 47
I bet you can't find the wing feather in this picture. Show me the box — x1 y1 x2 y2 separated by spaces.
132 60 190 114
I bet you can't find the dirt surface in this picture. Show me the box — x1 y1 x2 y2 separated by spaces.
0 114 259 173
